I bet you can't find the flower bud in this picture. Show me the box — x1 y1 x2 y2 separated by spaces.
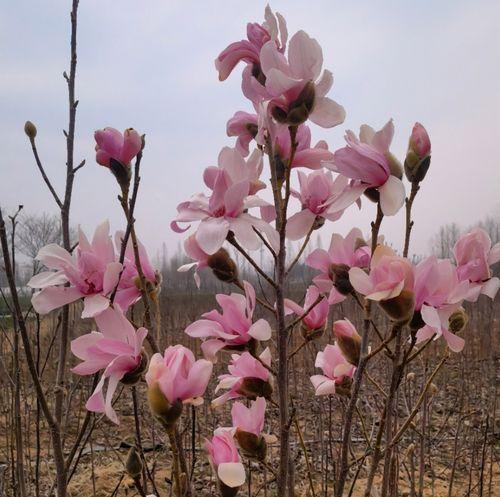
378 289 415 323
24 121 37 139
448 309 468 333
329 263 354 295
387 153 403 179
429 383 439 396
147 382 183 431
409 310 425 332
335 376 352 397
406 372 416 382
121 350 148 385
404 123 431 183
237 377 273 400
109 158 132 191
125 446 143 479
234 428 267 461
333 320 361 366
207 248 238 283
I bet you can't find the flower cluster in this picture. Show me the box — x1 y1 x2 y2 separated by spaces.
28 221 158 318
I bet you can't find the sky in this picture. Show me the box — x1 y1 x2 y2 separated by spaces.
1 0 499 262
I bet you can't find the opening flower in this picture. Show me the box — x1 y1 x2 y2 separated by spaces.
284 285 329 334
185 281 271 361
310 344 355 396
94 127 142 167
70 305 148 424
331 120 405 215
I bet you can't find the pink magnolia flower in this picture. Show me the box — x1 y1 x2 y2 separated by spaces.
409 122 431 158
171 153 278 255
203 146 266 195
306 228 371 304
215 6 287 82
286 170 364 240
257 30 345 127
177 234 211 288
453 228 500 301
275 123 334 169
28 221 122 318
349 245 414 301
94 127 142 167
284 285 329 331
212 348 271 407
227 111 259 156
205 428 246 489
70 305 147 424
310 344 355 396
413 256 469 312
231 397 266 437
185 281 271 361
145 344 213 406
114 230 158 310
331 120 406 216
255 118 334 170
416 305 466 353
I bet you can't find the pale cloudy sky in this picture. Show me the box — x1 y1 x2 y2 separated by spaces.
1 0 499 260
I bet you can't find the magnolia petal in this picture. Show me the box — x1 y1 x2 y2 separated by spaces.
379 176 405 216
218 462 246 488
248 319 272 341
31 286 83 315
81 294 110 319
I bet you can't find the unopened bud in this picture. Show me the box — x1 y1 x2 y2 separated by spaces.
404 123 431 183
387 153 403 179
448 309 468 333
409 310 425 332
147 382 183 431
335 376 352 397
24 121 37 139
379 289 415 323
237 377 273 400
121 350 148 385
109 158 132 191
329 263 353 295
234 428 267 461
406 372 416 382
207 248 238 283
334 321 361 366
125 446 143 479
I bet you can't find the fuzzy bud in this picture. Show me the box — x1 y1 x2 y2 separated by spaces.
387 153 403 179
404 123 431 183
237 377 273 401
125 446 143 479
333 320 361 366
448 309 468 333
406 372 416 382
24 121 37 140
109 158 132 191
207 248 238 283
329 263 354 295
378 289 415 323
147 382 183 431
429 383 439 396
335 376 352 397
234 428 267 461
121 350 148 385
